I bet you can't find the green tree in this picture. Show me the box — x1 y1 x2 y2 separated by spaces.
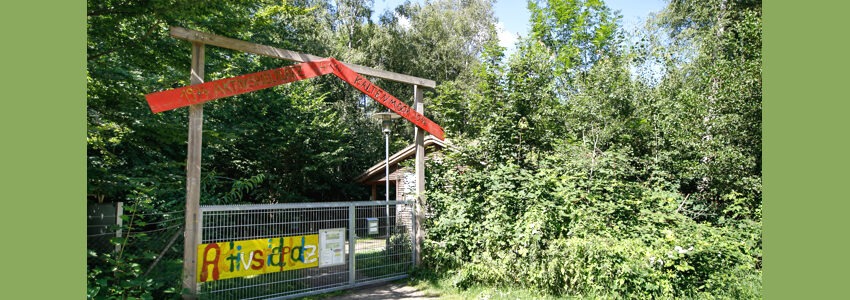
430 39 506 139
646 0 762 222
357 0 500 144
419 0 762 297
529 0 621 88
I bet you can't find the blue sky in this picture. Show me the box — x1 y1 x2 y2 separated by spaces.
372 0 667 55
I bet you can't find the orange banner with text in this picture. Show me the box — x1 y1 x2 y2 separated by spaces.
145 60 334 113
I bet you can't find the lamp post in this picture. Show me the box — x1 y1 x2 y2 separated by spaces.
372 111 400 236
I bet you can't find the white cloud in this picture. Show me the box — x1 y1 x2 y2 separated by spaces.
495 22 518 55
396 12 411 30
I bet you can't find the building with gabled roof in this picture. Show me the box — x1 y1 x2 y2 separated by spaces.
354 135 447 201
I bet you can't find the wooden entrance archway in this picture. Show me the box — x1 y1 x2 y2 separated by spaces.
148 27 438 298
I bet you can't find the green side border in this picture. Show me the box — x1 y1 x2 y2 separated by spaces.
0 1 85 298
764 0 850 298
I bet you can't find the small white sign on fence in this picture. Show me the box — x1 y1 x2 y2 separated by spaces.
366 217 379 235
319 228 346 268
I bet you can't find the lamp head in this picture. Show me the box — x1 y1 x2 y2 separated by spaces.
372 111 401 133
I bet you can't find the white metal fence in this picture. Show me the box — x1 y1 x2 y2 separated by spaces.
197 201 415 299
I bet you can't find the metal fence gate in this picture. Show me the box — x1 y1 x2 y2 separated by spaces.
197 201 415 299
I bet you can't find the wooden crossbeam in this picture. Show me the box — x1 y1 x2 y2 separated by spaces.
169 27 436 88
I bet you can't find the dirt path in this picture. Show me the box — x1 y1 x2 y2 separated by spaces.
323 282 440 300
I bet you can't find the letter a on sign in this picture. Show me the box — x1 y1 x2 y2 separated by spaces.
145 58 444 140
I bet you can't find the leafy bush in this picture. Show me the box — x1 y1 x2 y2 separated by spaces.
87 194 184 299
421 142 761 299
87 248 180 300
388 227 413 255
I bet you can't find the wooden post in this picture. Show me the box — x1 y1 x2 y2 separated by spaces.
182 42 204 299
413 85 425 266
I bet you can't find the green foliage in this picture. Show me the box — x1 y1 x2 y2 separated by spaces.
430 39 506 139
87 247 181 300
388 226 413 255
419 0 761 298
638 0 762 222
423 144 761 298
201 172 266 205
529 0 621 86
87 199 184 299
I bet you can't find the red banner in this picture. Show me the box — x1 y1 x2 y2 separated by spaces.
145 58 444 140
145 60 334 113
327 58 444 140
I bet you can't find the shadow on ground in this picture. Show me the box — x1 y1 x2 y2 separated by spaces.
322 283 440 300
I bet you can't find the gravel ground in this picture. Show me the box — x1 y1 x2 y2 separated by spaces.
323 283 440 300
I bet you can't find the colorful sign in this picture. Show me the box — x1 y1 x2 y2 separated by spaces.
145 58 445 140
197 234 319 282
